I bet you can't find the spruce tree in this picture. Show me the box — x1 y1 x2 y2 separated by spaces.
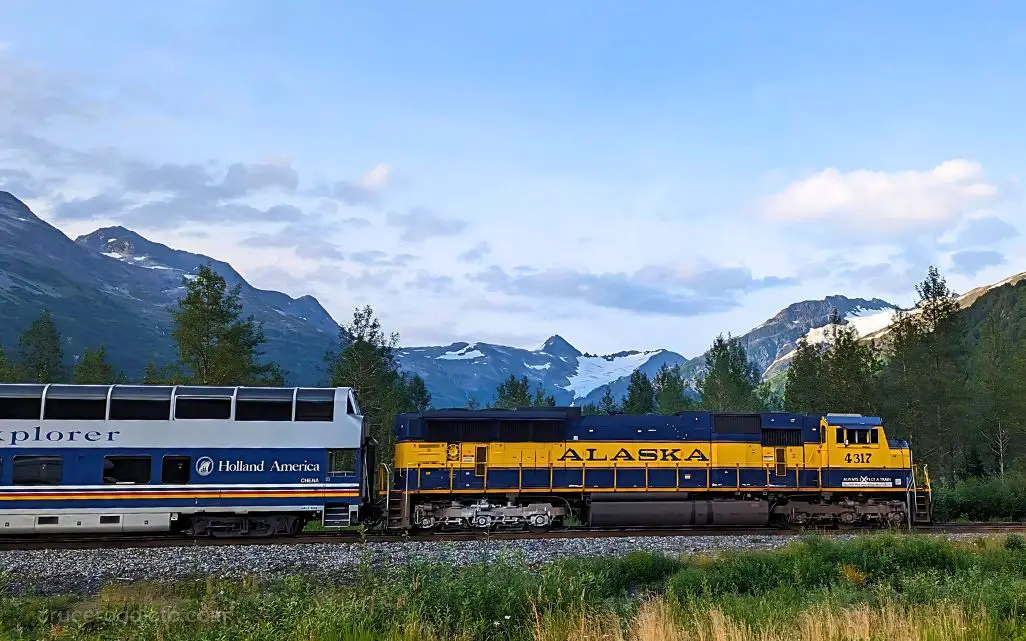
783 336 824 414
326 304 412 466
18 308 64 383
492 374 533 408
973 313 1023 475
531 384 556 407
696 334 761 411
596 386 620 415
622 370 655 415
404 373 432 411
73 346 117 384
169 265 284 386
915 266 971 478
821 323 880 414
141 361 162 384
652 363 693 414
0 345 18 382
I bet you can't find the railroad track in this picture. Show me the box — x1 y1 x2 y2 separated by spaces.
0 522 1024 551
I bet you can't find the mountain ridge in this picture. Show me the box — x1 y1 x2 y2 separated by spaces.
4 191 1021 410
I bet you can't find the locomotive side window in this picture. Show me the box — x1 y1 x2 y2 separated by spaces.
103 456 152 484
12 456 63 485
849 429 870 445
836 428 844 443
162 456 191 484
870 428 879 444
174 398 231 420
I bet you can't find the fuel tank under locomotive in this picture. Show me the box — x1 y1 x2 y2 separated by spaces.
586 493 770 527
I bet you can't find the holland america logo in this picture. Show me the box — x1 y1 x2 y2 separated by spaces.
195 457 214 476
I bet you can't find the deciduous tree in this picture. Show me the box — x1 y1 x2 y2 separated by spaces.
169 265 283 386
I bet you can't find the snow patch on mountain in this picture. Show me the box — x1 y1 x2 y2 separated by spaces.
435 344 486 360
561 351 663 398
804 307 898 345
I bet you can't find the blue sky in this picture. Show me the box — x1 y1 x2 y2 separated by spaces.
1 2 1024 356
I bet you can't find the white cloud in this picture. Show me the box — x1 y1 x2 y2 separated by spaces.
762 159 998 232
360 163 391 191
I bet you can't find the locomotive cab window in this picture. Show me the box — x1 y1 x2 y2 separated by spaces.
103 456 151 484
849 429 871 445
836 428 844 444
162 456 191 484
12 456 62 485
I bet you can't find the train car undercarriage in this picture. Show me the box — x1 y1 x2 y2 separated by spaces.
403 491 914 532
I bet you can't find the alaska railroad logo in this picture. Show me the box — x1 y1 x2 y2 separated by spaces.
557 447 709 462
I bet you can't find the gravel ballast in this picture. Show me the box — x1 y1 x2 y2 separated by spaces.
0 532 996 597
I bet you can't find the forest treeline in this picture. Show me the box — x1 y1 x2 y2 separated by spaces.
0 265 431 467
3 263 1026 486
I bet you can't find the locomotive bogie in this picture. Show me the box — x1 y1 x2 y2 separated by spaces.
411 498 568 530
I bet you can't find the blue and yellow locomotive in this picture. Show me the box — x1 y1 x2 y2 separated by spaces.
384 407 933 531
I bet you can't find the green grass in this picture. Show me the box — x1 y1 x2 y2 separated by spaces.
7 534 1026 640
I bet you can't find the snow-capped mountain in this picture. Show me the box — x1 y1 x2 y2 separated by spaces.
761 300 903 378
0 192 339 382
397 335 688 408
677 296 903 384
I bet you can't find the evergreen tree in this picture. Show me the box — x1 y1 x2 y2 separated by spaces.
531 384 556 407
914 266 971 478
696 334 761 411
0 345 18 382
326 305 411 466
821 322 880 413
755 380 784 411
169 265 284 386
492 374 532 408
492 375 554 408
18 308 64 383
622 370 655 415
876 266 970 479
783 336 824 414
973 313 1024 475
141 360 162 384
877 307 927 446
581 403 600 416
596 386 620 415
652 363 693 414
404 373 432 411
466 397 480 409
73 346 117 384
